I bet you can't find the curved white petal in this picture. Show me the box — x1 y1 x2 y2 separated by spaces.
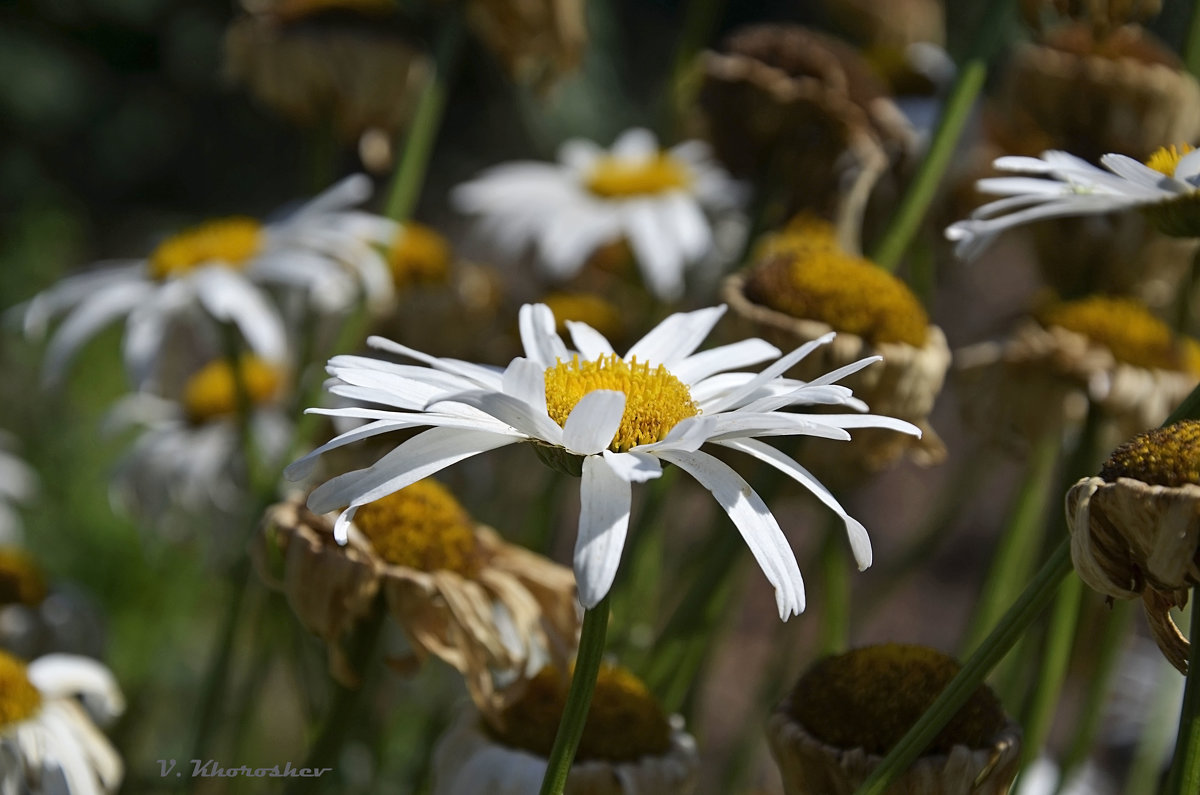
672 338 780 385
565 321 615 360
624 305 727 367
429 389 560 444
519 303 570 367
41 281 153 386
190 267 287 362
574 454 632 608
562 390 625 455
602 449 662 482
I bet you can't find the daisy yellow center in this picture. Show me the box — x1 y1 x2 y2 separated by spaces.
744 248 928 347
183 356 283 424
1099 420 1200 487
585 155 691 198
1035 296 1200 373
1144 144 1195 177
787 644 1005 756
543 292 624 341
148 217 263 281
750 215 841 262
0 548 47 607
544 354 699 453
0 651 41 729
352 479 479 576
488 664 672 762
389 222 451 290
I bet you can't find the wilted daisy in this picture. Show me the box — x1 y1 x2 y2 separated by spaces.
256 481 579 704
947 144 1200 260
289 303 920 619
0 651 125 795
0 432 37 544
19 175 396 387
432 664 698 794
452 128 744 301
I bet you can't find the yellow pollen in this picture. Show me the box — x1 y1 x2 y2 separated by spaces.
750 215 841 263
1035 295 1200 373
353 479 479 576
0 651 41 729
787 644 1005 756
1144 144 1196 177
488 664 672 762
1100 421 1200 487
744 245 929 347
585 154 691 198
0 548 47 607
389 222 451 290
544 354 698 453
148 217 263 281
183 356 283 424
542 292 625 342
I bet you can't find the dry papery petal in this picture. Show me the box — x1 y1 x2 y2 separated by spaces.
1066 475 1200 672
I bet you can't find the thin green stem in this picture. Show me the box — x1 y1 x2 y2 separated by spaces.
538 595 611 795
1185 0 1200 80
1166 597 1200 794
818 515 850 656
868 0 1013 272
853 541 1074 795
190 557 254 761
1019 574 1083 767
383 16 464 222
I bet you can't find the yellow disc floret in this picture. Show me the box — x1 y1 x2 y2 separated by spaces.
744 247 929 346
544 354 699 452
1035 295 1200 373
750 215 841 263
1099 420 1200 487
585 155 691 198
0 548 47 607
787 644 1005 756
488 664 672 762
353 479 479 576
1145 144 1196 177
183 356 283 424
148 217 263 280
0 651 41 729
389 222 451 290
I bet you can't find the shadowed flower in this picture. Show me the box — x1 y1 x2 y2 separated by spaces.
767 644 1021 795
0 651 125 795
452 128 744 301
288 303 920 619
19 176 396 387
0 432 37 545
256 481 579 705
432 664 698 794
0 548 106 660
947 145 1200 260
1066 421 1200 672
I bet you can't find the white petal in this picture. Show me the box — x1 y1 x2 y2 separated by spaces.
624 305 727 367
672 338 781 385
190 267 287 362
429 389 561 444
367 336 505 388
701 333 835 413
41 281 153 386
1099 154 1173 190
501 357 550 417
610 128 659 160
519 303 570 366
716 438 872 569
28 655 124 720
565 320 615 359
657 449 805 619
575 454 632 608
562 390 625 455
625 199 686 301
602 450 663 482
1177 148 1200 181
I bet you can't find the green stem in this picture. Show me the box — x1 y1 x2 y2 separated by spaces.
853 541 1074 795
1185 0 1200 80
190 557 254 761
960 431 1061 655
538 595 612 795
1166 596 1200 794
818 514 850 656
1019 574 1083 767
868 0 1012 272
1125 634 1185 794
383 16 464 222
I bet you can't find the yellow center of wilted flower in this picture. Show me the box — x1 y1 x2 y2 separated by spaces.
585 155 691 198
183 356 283 424
0 548 47 608
488 664 672 762
1145 144 1195 177
788 644 1005 756
1035 296 1200 373
750 215 841 262
542 292 624 341
148 217 263 280
544 354 699 452
353 479 479 576
1099 420 1200 487
744 248 928 347
389 222 450 290
0 651 41 729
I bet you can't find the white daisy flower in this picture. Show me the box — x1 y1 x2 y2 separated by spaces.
0 651 125 795
947 145 1200 260
452 128 745 301
0 432 37 545
19 175 397 387
288 303 920 619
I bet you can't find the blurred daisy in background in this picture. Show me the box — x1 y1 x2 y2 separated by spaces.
289 303 920 620
18 175 396 387
0 651 125 795
452 128 745 301
0 432 37 545
947 145 1200 260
